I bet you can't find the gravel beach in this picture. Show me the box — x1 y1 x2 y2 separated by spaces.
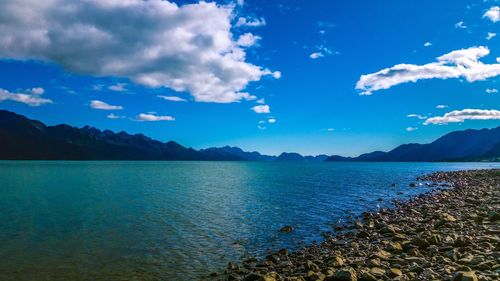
217 169 500 281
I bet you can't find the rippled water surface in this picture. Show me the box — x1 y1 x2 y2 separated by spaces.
0 161 498 280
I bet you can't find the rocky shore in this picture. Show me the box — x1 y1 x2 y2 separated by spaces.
217 169 500 281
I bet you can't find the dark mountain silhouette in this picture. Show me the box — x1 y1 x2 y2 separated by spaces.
0 110 219 160
326 127 500 162
199 146 277 161
1 110 498 161
277 152 329 162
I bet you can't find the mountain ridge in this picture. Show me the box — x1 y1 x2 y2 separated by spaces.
0 109 498 161
326 127 500 162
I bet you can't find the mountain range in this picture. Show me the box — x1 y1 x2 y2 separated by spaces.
0 109 498 161
326 127 500 162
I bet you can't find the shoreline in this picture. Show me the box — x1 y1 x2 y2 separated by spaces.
217 169 499 281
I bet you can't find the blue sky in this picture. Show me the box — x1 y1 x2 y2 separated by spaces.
0 0 499 156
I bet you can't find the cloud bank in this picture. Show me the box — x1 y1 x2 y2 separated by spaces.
356 46 500 95
423 109 500 125
0 0 278 103
0 87 52 106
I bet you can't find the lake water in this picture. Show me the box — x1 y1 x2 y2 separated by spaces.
0 161 498 280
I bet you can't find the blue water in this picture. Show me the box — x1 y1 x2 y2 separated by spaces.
0 161 498 280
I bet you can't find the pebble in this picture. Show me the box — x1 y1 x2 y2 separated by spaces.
218 169 500 281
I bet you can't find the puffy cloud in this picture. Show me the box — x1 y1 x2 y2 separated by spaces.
158 95 187 102
486 32 496 40
423 109 500 125
356 46 500 95
309 52 324 59
486 88 498 93
455 21 467 29
251 104 270 114
406 127 418 132
90 100 123 110
424 42 432 47
0 0 278 103
407 114 426 120
0 87 52 106
483 6 500 22
256 98 265 104
236 17 266 27
136 113 175 122
28 87 45 95
108 83 127 92
106 113 125 119
268 118 276 123
237 33 261 47
436 104 449 109
271 71 282 79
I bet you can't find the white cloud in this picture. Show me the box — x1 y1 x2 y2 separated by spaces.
236 0 244 6
90 100 123 110
424 42 432 47
310 52 324 59
106 113 125 119
423 109 500 125
486 32 496 40
0 0 278 103
158 95 187 102
309 45 336 60
136 113 175 122
258 120 265 124
237 33 261 47
327 128 335 132
407 114 426 120
108 83 127 92
236 17 266 27
268 118 276 123
486 88 498 93
28 87 45 95
406 127 418 132
455 21 467 29
251 104 270 114
436 104 449 109
356 46 500 95
483 6 500 22
272 71 282 79
257 125 266 130
0 87 52 106
256 98 265 104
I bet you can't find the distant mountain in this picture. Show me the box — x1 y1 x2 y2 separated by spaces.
199 146 277 161
326 127 500 162
0 110 224 160
1 110 498 162
277 152 329 162
0 110 315 161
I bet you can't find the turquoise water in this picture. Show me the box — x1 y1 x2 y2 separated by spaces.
0 161 498 280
